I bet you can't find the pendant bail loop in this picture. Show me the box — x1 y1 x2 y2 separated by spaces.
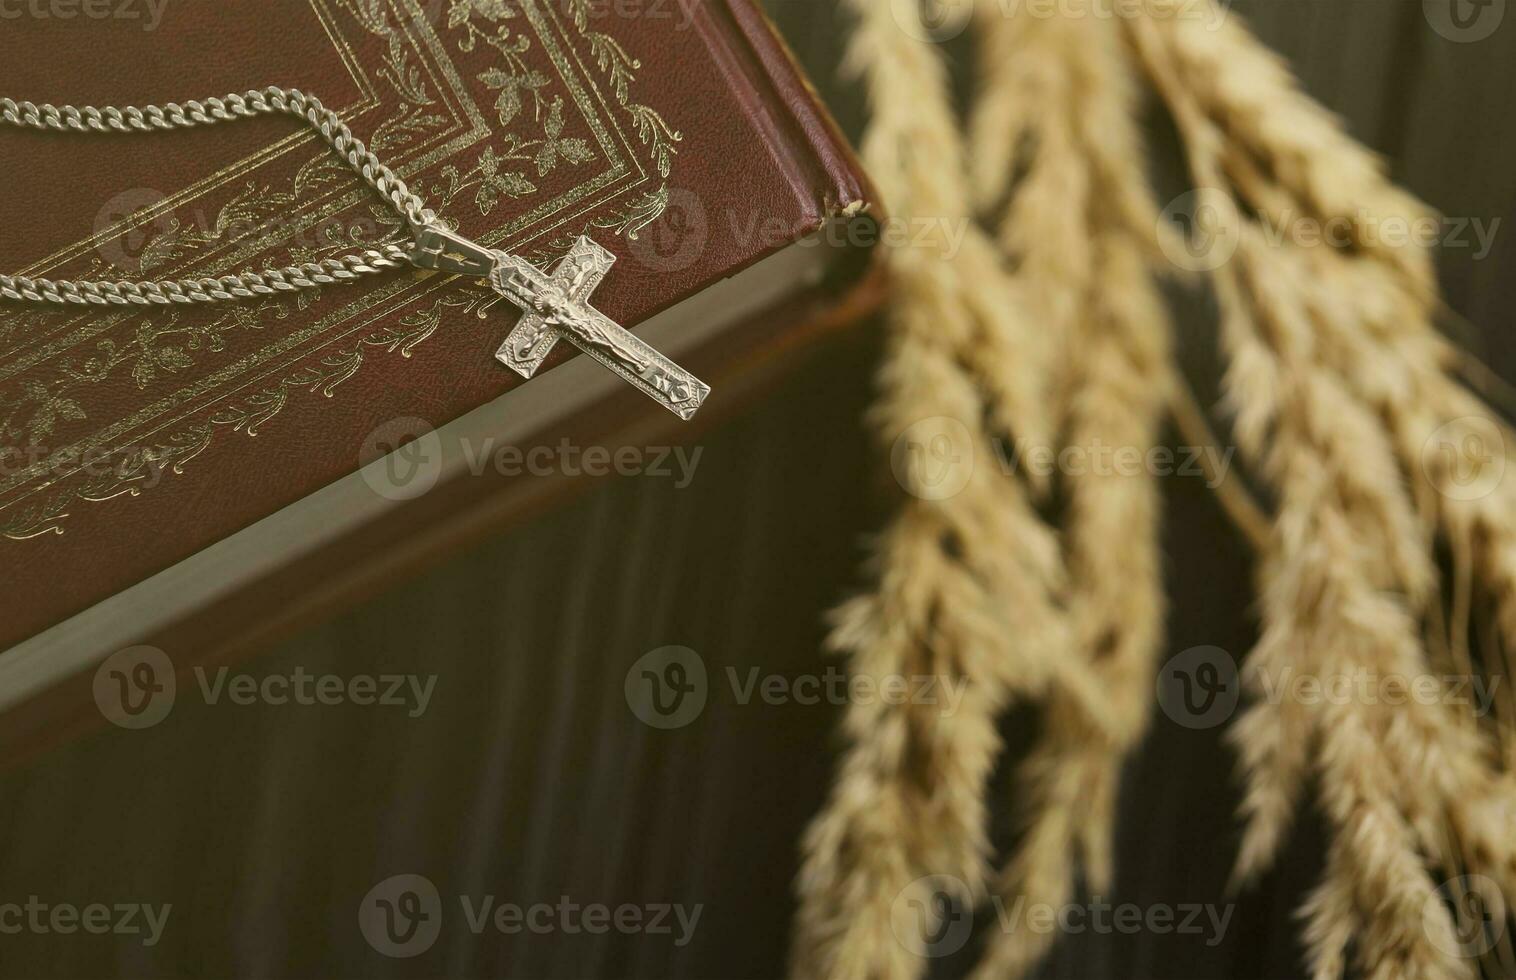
411 223 498 278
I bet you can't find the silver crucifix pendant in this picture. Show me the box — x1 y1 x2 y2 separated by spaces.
413 224 710 420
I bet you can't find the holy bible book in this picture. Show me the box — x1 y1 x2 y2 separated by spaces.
0 0 880 747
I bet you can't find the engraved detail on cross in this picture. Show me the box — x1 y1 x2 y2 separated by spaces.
490 237 710 421
410 224 710 421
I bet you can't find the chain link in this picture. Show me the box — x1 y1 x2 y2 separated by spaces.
0 87 437 306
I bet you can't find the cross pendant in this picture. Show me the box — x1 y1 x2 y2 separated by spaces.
413 225 710 420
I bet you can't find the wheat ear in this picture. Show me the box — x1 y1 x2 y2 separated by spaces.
789 3 1076 977
1128 6 1515 976
967 10 1174 977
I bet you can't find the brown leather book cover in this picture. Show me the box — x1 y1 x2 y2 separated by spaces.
0 0 878 664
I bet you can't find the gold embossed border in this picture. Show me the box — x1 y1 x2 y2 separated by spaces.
0 0 682 541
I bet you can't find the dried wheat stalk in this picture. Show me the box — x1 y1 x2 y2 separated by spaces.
967 8 1174 978
1129 5 1516 977
800 2 1516 978
789 2 1079 976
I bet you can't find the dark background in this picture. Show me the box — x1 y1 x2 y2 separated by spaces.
3 2 1514 977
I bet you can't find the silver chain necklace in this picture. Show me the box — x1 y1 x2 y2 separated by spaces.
0 88 709 420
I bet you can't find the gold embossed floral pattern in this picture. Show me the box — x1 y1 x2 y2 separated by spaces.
0 0 682 541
